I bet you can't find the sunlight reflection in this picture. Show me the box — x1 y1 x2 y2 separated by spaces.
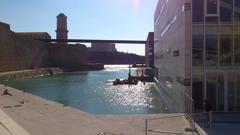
104 65 136 72
104 82 152 108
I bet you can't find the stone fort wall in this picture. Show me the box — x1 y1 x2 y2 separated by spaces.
0 22 50 72
0 22 88 72
49 44 88 68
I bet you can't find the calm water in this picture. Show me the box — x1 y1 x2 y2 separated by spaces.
3 65 167 115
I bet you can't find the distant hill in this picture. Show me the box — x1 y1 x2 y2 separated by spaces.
88 52 145 64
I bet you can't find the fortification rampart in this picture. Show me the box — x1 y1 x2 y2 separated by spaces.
0 22 91 73
0 22 50 72
49 44 88 67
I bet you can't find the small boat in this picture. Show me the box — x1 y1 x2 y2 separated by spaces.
112 64 139 85
113 78 138 85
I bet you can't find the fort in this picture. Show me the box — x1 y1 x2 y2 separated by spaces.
0 21 99 72
0 13 104 75
0 13 145 76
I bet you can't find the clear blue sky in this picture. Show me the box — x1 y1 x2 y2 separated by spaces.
0 0 158 55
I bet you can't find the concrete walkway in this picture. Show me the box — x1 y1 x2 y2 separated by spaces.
0 109 30 135
0 84 198 135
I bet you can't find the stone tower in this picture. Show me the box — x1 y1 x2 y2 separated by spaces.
56 13 68 45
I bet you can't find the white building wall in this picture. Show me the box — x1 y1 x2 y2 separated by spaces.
154 0 192 112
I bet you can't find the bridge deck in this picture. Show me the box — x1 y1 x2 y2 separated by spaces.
40 39 146 44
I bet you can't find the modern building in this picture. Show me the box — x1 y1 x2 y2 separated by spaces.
145 32 154 67
154 0 240 113
90 43 117 53
56 13 68 45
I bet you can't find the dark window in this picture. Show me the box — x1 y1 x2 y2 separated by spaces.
220 0 233 23
206 35 218 67
228 73 235 111
235 33 240 66
193 35 204 66
184 3 191 11
192 0 204 23
220 35 232 66
173 50 180 57
235 0 240 24
206 72 218 111
218 73 225 111
207 0 218 14
192 72 204 112
236 73 240 111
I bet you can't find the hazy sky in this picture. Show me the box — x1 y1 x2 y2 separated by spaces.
0 0 158 55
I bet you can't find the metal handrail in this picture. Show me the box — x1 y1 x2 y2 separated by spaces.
185 113 197 132
147 129 184 135
146 114 185 121
145 115 186 135
0 121 13 135
97 132 123 135
190 111 212 128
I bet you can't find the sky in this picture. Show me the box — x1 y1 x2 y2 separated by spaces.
0 0 158 55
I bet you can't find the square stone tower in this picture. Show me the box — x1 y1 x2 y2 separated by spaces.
56 13 68 45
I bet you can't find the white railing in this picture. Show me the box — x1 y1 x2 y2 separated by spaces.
97 132 123 135
144 114 187 135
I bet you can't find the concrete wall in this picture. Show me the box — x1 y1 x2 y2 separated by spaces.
154 0 192 112
0 22 50 72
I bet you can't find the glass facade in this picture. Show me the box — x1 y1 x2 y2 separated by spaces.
206 72 218 111
206 0 218 14
192 71 204 112
220 0 233 23
236 73 240 110
206 35 218 67
192 0 240 112
192 26 204 66
235 26 240 66
218 73 224 111
192 0 204 23
220 26 233 67
220 34 232 66
235 0 240 24
228 73 235 111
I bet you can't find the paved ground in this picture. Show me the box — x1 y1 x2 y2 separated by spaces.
0 109 30 135
0 84 198 135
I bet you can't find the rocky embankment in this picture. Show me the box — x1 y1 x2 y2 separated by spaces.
0 68 63 83
0 63 104 83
